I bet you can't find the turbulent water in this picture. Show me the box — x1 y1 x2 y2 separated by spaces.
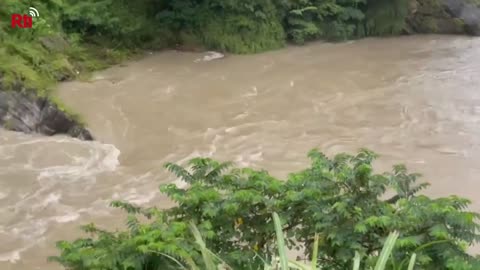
1 35 480 269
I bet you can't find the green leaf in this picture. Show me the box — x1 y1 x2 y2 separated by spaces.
273 212 289 270
374 231 399 270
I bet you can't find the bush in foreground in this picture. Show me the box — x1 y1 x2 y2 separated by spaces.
189 213 413 270
50 149 480 269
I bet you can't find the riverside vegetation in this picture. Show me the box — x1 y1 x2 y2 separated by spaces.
1 0 479 96
50 149 480 269
0 0 478 131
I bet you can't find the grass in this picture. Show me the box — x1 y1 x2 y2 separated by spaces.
166 213 418 270
46 95 86 126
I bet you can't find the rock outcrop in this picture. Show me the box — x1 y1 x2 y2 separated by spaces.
0 34 93 141
443 0 480 35
0 89 93 140
407 0 480 35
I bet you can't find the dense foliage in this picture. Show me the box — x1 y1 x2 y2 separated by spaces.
0 0 416 96
50 149 480 270
0 0 156 94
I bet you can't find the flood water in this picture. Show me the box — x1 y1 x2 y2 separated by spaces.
1 35 480 269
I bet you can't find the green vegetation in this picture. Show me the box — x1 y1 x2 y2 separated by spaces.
180 215 416 269
50 149 480 269
0 0 151 94
1 0 473 128
0 0 441 96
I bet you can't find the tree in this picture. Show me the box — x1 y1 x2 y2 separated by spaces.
51 149 480 270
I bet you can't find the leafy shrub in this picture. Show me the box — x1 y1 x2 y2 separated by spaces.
187 215 415 270
364 0 409 35
281 0 366 43
50 150 480 270
154 0 286 53
60 0 162 47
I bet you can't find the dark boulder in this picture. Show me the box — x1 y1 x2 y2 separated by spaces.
0 89 93 140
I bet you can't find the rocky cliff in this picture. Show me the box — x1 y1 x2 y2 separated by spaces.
0 88 93 140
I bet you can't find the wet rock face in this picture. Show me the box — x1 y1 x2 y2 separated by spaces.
0 90 93 140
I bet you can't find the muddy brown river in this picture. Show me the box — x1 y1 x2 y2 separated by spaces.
1 35 480 269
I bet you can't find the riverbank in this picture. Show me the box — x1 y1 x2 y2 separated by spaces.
0 41 129 139
1 0 480 138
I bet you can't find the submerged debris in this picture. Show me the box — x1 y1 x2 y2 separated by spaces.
194 51 225 63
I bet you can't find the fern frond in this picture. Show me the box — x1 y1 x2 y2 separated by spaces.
205 161 233 181
110 200 143 214
126 215 140 234
165 162 194 182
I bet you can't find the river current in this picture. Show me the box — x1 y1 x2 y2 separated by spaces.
1 35 480 269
